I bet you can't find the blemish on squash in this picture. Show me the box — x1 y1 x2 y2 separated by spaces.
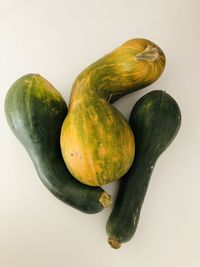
69 151 82 160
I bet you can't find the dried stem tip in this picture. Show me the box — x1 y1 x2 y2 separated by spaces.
136 45 159 62
108 237 121 249
99 192 112 208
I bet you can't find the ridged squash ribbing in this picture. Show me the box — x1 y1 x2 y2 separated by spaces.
61 38 166 186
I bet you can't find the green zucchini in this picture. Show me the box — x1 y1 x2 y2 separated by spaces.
4 74 112 214
106 90 181 248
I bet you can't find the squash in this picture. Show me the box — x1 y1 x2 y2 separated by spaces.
106 90 181 248
61 38 166 186
4 74 112 214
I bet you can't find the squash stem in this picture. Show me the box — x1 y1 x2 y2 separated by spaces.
99 192 113 208
108 237 121 249
136 45 159 62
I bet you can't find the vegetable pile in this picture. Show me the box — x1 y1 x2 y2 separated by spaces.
4 38 181 248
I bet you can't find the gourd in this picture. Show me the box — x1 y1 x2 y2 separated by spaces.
4 74 112 214
106 90 181 248
61 38 166 186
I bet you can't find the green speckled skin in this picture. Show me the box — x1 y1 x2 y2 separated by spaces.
61 97 134 186
106 90 181 247
4 74 110 214
61 39 165 186
69 39 166 107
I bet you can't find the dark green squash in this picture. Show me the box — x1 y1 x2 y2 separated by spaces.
106 90 181 248
4 74 112 214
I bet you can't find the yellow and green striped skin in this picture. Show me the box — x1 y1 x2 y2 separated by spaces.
61 38 166 186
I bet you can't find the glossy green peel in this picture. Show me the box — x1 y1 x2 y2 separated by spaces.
5 74 112 213
106 90 181 248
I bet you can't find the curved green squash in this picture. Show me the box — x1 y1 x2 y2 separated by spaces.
106 90 181 248
61 38 166 186
4 74 112 214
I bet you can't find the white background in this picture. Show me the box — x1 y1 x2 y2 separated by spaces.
0 0 199 266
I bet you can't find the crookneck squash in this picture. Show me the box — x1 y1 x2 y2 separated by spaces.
106 90 181 248
61 38 166 186
5 74 112 214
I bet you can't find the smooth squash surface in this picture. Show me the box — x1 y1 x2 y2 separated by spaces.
5 74 112 213
61 39 166 186
106 90 181 248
